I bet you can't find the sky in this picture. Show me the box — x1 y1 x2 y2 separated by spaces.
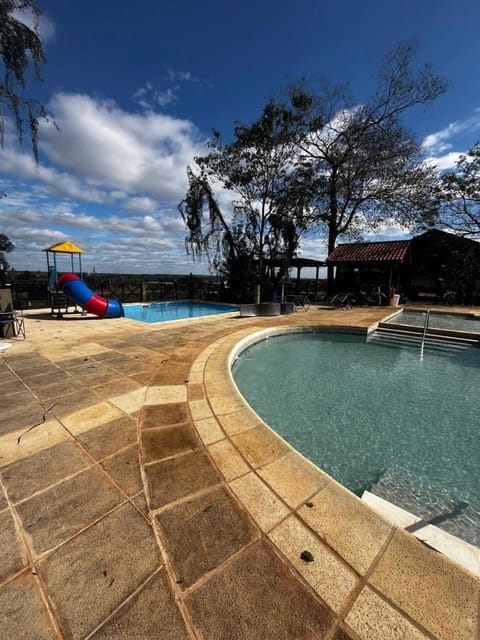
1 0 480 275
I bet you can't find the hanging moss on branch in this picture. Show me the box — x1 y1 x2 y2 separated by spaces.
0 0 56 165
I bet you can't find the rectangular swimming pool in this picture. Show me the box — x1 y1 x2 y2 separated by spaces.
123 301 239 323
384 309 480 336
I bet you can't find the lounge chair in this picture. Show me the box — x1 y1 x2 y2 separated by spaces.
329 292 353 310
286 294 310 312
359 290 385 306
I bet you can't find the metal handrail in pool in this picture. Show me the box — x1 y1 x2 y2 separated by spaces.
420 309 431 361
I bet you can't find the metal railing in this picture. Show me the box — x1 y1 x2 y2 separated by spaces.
420 309 431 361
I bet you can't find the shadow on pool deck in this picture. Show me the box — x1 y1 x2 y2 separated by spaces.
0 304 478 640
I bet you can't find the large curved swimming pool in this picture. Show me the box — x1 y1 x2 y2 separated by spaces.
232 331 480 545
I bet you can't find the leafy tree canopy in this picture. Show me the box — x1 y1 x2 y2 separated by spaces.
179 41 447 297
437 141 480 237
280 41 447 290
0 232 14 270
0 0 51 165
179 100 310 301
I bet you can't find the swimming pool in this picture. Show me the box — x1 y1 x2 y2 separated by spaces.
232 331 480 545
123 301 239 323
385 309 480 335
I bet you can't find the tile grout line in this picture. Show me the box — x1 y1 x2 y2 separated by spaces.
0 473 66 639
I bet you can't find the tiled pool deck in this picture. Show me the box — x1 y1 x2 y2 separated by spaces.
0 305 478 639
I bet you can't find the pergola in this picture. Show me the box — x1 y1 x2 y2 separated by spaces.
259 257 327 297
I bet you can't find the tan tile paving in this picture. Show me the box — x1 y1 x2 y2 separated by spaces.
298 481 394 576
184 540 336 639
76 415 137 460
109 386 147 413
90 570 190 639
0 419 71 468
155 486 257 588
0 403 46 437
217 407 262 435
207 438 251 481
51 388 102 418
140 402 190 429
0 439 92 503
194 416 225 444
345 586 431 640
232 423 291 468
0 571 57 639
188 398 213 421
15 465 125 554
257 450 330 508
0 488 7 512
0 509 28 582
229 471 290 532
144 384 187 404
141 423 200 463
0 304 477 640
38 503 161 640
144 450 223 510
100 445 143 496
269 515 359 614
369 528 479 640
61 401 125 435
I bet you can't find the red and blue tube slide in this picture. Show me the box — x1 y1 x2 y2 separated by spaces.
57 273 124 318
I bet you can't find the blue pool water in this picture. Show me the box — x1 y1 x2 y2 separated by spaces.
123 301 239 323
386 309 480 334
233 332 480 545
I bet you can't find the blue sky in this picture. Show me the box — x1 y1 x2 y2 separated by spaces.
1 0 480 274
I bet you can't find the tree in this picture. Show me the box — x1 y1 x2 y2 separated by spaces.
179 101 310 302
437 141 480 237
282 41 447 292
0 0 52 165
0 233 14 284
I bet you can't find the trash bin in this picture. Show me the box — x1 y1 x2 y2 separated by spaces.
389 294 400 306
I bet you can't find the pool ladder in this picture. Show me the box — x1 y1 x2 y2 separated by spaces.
420 309 431 361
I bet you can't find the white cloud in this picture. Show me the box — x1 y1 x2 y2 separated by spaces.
421 111 480 158
0 184 200 274
166 69 192 82
122 197 158 213
0 88 211 275
362 219 413 238
132 71 196 111
424 151 462 171
0 146 118 203
36 92 207 201
133 84 177 109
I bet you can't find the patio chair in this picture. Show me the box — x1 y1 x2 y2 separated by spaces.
286 294 310 312
329 292 353 310
0 308 25 339
50 290 72 317
362 290 387 306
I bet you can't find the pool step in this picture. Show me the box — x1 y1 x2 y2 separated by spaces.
367 327 475 354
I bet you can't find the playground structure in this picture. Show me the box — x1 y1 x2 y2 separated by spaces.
43 242 124 318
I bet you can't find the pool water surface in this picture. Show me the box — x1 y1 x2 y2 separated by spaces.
386 309 480 334
233 332 480 546
123 301 239 323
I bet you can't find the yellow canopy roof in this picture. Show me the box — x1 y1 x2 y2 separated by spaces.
43 241 84 254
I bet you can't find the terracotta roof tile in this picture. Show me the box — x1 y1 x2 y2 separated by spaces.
327 240 411 264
